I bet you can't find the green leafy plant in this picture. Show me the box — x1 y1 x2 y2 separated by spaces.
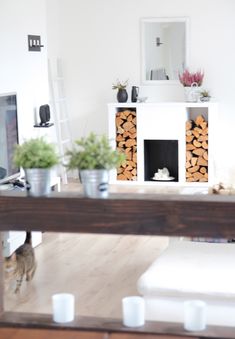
200 89 210 98
13 138 59 169
66 132 125 170
112 79 128 90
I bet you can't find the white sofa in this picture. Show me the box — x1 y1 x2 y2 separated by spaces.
137 240 235 327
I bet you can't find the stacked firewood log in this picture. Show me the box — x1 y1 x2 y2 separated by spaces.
115 109 137 180
186 114 208 182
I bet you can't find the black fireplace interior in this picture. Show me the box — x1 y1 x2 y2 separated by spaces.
144 140 178 182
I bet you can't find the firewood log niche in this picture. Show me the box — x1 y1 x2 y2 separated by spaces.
115 109 137 181
186 114 208 182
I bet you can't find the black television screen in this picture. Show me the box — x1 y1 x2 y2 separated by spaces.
0 93 20 184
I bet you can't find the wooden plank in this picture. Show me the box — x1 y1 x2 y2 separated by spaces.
1 193 235 237
0 328 105 339
0 313 235 339
110 335 195 339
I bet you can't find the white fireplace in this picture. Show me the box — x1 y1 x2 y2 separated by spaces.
108 102 218 185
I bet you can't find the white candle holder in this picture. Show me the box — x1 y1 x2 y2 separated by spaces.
52 293 75 323
122 296 145 327
184 300 207 331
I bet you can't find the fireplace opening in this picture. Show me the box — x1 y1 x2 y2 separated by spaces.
144 140 178 182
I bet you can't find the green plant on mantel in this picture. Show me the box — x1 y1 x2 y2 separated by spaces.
66 132 125 170
13 137 59 169
112 79 128 90
200 89 211 98
178 69 204 87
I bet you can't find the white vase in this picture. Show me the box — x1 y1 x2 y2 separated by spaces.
184 83 201 102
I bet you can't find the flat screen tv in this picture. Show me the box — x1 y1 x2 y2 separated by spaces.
0 93 20 184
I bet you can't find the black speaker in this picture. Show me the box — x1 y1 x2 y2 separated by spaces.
39 104 50 126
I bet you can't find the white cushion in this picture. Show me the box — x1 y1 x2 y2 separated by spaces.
137 241 235 301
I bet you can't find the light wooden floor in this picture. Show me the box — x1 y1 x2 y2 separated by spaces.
4 180 169 319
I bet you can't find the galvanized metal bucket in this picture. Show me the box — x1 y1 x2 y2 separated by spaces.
25 168 51 197
80 169 109 199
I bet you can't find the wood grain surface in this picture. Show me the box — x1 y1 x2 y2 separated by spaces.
0 193 235 237
1 312 235 338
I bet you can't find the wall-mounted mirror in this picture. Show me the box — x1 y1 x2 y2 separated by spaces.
141 17 188 84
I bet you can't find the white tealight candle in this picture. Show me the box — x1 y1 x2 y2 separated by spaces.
52 293 75 323
184 300 207 331
122 296 145 327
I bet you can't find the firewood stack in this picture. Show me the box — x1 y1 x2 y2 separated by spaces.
186 114 208 182
115 109 137 181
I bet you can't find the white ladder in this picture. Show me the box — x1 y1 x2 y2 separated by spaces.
48 58 72 184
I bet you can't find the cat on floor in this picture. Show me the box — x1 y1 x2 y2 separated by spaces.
4 232 37 294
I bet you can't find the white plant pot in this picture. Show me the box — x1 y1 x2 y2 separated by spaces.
25 168 51 197
80 169 109 199
184 83 202 102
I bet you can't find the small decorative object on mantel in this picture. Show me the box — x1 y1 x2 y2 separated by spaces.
13 138 59 197
66 132 125 198
199 89 211 102
137 96 148 103
112 79 128 103
131 86 139 102
152 167 174 181
179 69 204 102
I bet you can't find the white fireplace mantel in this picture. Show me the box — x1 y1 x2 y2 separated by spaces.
108 102 218 186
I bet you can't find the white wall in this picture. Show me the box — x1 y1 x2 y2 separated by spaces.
0 0 49 142
47 0 235 181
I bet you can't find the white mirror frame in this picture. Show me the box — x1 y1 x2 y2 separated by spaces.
140 17 189 85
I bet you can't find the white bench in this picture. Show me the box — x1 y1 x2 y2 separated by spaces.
137 240 235 327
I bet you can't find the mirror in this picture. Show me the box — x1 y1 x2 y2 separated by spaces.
141 17 188 84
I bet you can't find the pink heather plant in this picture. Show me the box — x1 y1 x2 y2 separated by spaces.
179 69 204 87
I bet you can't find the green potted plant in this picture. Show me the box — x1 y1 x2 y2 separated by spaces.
66 132 125 198
199 89 211 102
13 137 59 197
112 79 128 103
